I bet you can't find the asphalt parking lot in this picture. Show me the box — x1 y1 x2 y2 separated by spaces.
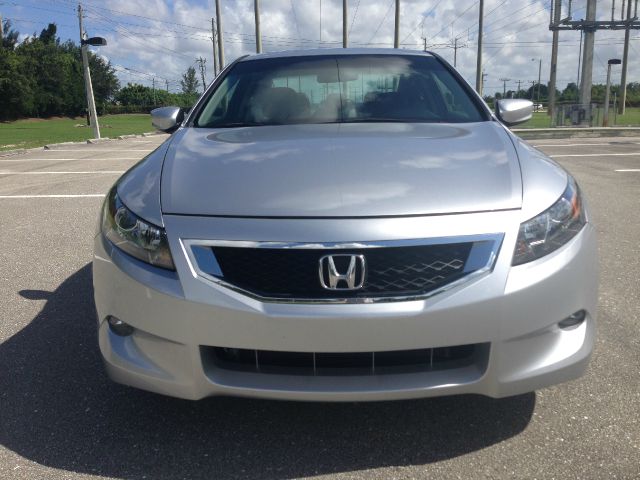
0 133 639 480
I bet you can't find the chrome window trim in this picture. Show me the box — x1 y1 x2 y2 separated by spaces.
180 234 504 305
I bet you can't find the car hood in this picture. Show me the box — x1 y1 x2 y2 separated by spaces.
161 122 522 217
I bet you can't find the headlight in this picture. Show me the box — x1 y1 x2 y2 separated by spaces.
513 177 586 266
102 187 175 270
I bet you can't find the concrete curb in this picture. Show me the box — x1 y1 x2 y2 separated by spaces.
43 141 85 150
38 131 163 150
0 148 27 157
513 127 640 140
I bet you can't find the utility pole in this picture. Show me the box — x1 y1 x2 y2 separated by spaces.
449 37 466 67
537 58 542 104
552 0 639 112
152 77 156 105
530 80 536 100
254 0 262 53
211 18 218 76
454 37 458 67
197 57 207 92
77 4 100 139
604 59 622 126
422 37 427 52
517 79 522 98
319 0 322 45
577 30 582 87
619 0 632 113
548 0 561 121
215 0 225 69
579 0 597 108
343 0 348 48
475 0 484 94
394 0 400 48
500 78 511 98
165 79 169 93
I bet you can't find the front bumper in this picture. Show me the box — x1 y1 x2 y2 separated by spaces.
93 212 598 401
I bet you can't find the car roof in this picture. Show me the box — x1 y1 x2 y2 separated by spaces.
239 48 435 62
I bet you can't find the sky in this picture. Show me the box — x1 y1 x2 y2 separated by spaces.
4 0 640 95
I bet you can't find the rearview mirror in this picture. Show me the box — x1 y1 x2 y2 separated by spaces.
151 106 184 133
495 99 533 127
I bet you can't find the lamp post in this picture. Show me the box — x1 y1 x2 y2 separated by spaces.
78 5 107 139
604 58 621 127
532 58 542 110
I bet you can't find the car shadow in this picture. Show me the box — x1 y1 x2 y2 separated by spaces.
1 263 535 479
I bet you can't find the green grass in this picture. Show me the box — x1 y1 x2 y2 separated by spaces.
516 107 640 129
613 107 640 126
516 111 553 129
2 108 637 148
0 114 153 151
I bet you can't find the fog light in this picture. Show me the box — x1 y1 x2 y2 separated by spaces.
558 310 586 329
107 316 134 336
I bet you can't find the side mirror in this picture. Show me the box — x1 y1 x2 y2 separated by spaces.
151 106 184 133
495 99 533 127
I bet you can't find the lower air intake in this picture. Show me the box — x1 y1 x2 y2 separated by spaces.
202 343 488 376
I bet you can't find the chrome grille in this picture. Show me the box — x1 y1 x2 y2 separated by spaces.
185 235 503 303
209 244 471 298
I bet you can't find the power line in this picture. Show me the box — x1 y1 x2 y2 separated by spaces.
348 0 361 36
289 0 302 49
87 9 196 60
47 0 209 31
366 0 395 45
426 2 480 43
401 0 447 44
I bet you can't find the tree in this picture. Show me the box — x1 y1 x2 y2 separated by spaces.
0 48 36 119
39 23 58 45
116 83 162 106
180 66 199 95
1 19 20 50
559 83 579 103
526 83 549 101
0 22 119 119
88 53 120 112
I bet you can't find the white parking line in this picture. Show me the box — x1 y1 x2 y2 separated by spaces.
532 143 613 147
615 169 640 172
0 171 124 175
0 194 106 199
0 158 141 162
43 149 154 152
550 152 640 158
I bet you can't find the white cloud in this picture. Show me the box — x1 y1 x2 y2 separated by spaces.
82 0 638 95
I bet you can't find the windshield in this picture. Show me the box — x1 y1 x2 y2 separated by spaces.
194 54 487 128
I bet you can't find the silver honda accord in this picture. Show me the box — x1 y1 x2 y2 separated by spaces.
93 49 598 401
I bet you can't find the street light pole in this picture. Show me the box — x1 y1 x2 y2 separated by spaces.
532 58 542 108
537 58 542 104
78 4 100 140
604 58 622 127
475 0 484 94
